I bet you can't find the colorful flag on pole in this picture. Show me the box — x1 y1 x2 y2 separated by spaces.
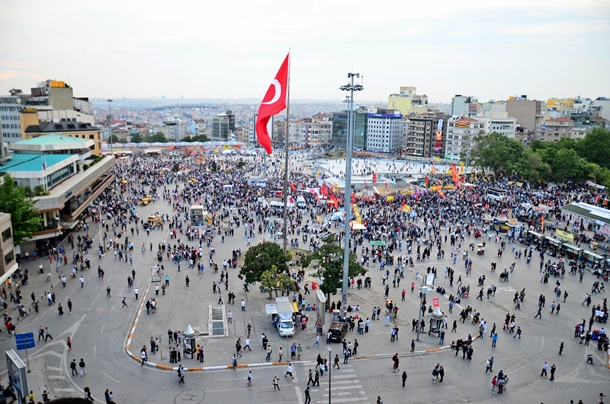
255 53 290 155
372 173 377 184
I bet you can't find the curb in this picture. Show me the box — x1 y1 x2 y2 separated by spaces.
123 345 455 372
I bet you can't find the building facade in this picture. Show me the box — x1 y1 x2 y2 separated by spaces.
211 111 235 141
506 98 544 140
366 109 404 153
405 113 447 158
0 213 18 283
331 110 368 151
24 122 103 155
540 117 574 142
445 117 483 161
1 135 116 256
388 87 428 116
0 95 23 143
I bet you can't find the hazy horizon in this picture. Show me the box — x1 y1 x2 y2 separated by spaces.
2 0 609 103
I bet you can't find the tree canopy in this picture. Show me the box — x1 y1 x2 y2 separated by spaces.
0 174 42 245
301 234 367 302
238 242 291 284
466 128 610 187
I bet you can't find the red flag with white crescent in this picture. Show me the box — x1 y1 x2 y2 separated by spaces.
255 53 290 155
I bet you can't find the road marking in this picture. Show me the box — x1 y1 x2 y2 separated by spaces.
295 386 304 404
317 385 362 391
315 398 368 403
93 345 96 358
46 366 62 371
540 336 544 352
110 304 115 314
53 388 75 393
100 323 106 333
103 371 122 384
48 375 66 380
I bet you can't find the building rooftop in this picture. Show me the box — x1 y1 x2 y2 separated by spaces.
25 121 100 134
547 117 573 123
561 202 610 224
10 134 94 153
0 153 74 174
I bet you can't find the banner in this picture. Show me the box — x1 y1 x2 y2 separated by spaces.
352 204 362 224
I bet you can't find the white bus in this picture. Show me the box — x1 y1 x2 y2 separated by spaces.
486 187 507 201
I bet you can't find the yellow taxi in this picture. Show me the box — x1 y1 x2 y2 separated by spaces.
140 195 153 206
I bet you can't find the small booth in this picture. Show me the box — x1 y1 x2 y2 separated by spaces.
524 230 544 246
581 250 605 268
181 324 200 359
428 307 445 337
560 243 581 260
544 236 561 256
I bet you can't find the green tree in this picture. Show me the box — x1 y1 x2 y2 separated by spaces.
259 265 297 299
0 174 42 245
109 134 123 143
149 132 169 143
576 128 610 169
514 149 551 183
540 148 591 182
238 242 291 284
183 135 210 142
301 234 367 303
131 132 144 143
467 132 524 174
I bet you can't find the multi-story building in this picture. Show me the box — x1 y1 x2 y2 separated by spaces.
289 115 333 148
540 117 574 142
506 97 545 140
331 109 368 151
477 112 517 139
211 110 235 141
0 213 18 282
388 87 428 116
2 135 116 256
445 116 485 161
592 97 610 121
451 95 479 117
23 121 102 155
405 113 447 157
0 94 22 143
193 119 207 137
365 109 403 153
152 119 188 141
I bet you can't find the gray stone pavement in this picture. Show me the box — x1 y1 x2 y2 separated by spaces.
1 169 609 403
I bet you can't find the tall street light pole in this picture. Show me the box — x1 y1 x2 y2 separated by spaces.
339 73 363 316
327 345 332 404
107 99 113 155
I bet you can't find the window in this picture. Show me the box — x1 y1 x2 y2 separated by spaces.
2 227 11 242
4 250 14 265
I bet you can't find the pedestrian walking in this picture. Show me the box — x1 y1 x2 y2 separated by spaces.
549 364 556 381
559 341 564 356
273 376 281 390
67 299 73 314
247 371 253 386
134 288 139 300
122 298 128 308
304 386 311 404
45 327 53 342
402 371 408 387
70 359 78 376
79 359 87 376
540 362 548 377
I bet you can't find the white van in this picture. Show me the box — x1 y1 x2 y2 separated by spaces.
296 196 306 209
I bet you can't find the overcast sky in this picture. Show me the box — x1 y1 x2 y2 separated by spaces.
1 0 609 103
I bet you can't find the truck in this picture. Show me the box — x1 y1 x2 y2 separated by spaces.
265 297 297 337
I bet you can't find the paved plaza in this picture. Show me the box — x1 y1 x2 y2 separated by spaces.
0 154 608 404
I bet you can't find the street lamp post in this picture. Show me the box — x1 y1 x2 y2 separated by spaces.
327 345 332 404
107 99 113 154
416 279 429 342
339 73 363 317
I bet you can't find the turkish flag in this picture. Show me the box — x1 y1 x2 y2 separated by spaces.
256 53 290 155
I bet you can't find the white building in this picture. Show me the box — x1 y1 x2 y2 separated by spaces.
0 95 22 143
289 116 333 148
445 116 482 161
365 109 404 153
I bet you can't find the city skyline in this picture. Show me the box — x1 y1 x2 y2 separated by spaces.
1 0 609 103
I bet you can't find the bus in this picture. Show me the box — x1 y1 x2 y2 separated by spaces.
486 187 507 201
114 150 133 159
